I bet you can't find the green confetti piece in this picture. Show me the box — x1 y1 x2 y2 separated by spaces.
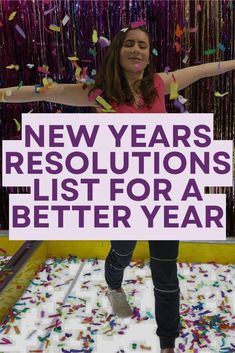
53 327 62 333
89 48 97 56
212 281 219 287
152 48 158 56
17 80 23 90
146 311 154 319
178 274 185 279
38 333 51 342
204 48 216 55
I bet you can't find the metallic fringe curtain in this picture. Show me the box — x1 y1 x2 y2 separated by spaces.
0 0 234 235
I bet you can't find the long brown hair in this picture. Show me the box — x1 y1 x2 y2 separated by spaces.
89 26 158 107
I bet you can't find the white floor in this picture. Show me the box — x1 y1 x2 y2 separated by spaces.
0 257 234 353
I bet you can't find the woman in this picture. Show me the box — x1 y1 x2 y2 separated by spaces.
1 25 235 353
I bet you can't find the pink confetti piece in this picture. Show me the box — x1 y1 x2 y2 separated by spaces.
15 24 26 39
131 20 146 29
196 4 202 11
38 66 50 75
88 88 103 102
0 338 12 344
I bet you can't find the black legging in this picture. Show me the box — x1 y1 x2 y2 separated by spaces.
105 240 180 349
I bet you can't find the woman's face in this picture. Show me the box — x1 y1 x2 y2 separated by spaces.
120 29 150 75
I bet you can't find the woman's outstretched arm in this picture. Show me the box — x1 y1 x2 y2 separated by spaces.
158 60 235 95
0 83 97 107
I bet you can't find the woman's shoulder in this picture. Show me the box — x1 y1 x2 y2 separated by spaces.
153 73 166 95
153 73 165 87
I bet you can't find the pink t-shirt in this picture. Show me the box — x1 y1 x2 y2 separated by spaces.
112 74 166 113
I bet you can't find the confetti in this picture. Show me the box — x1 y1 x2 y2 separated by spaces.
196 4 202 11
88 88 103 102
6 64 19 70
175 24 185 38
146 311 154 319
8 11 17 21
204 48 217 55
0 337 11 344
96 96 114 111
152 48 158 56
130 20 146 29
13 326 20 334
217 43 226 52
13 119 21 132
120 27 129 32
214 91 229 97
98 36 110 47
62 14 70 26
37 66 50 75
17 80 23 90
170 82 179 100
44 5 57 16
101 108 116 113
92 29 98 43
35 84 43 93
178 94 188 104
140 344 151 350
15 24 26 39
68 56 79 61
182 54 189 64
164 66 171 73
75 66 82 77
175 42 181 52
49 24 60 32
42 77 53 88
88 48 97 57
1 258 235 352
26 63 34 68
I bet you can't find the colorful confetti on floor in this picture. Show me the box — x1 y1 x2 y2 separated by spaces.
0 257 11 271
0 257 234 353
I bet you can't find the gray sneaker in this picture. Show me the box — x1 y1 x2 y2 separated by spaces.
106 288 132 318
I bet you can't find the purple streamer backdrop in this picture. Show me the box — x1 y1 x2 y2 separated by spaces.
0 0 234 235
